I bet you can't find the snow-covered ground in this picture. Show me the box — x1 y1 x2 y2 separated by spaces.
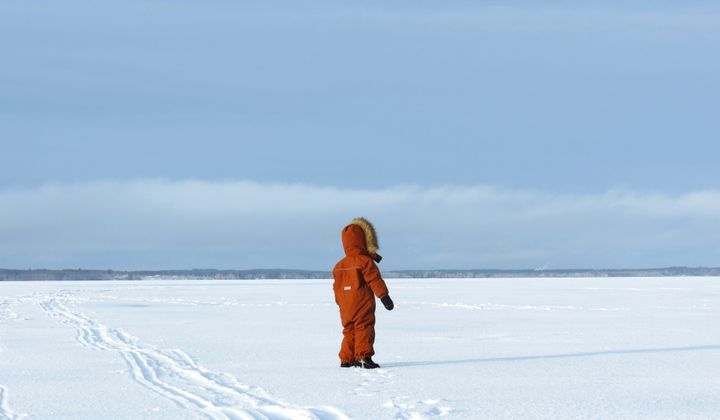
1 277 718 419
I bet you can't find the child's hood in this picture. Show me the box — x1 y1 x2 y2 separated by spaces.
342 218 379 258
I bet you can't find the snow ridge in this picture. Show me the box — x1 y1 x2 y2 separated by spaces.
0 386 23 420
38 293 348 420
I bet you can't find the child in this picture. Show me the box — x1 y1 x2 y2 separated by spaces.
332 218 394 369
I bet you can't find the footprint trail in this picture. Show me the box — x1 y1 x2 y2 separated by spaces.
38 292 348 420
353 367 453 419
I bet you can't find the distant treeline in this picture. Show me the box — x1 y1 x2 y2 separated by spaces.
1 267 720 281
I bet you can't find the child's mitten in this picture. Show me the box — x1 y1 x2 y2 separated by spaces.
381 295 394 311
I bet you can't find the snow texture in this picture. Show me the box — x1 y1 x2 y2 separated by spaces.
0 278 719 419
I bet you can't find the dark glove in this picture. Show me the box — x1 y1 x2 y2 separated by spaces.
380 295 394 311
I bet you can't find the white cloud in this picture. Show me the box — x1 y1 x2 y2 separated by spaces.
1 179 719 270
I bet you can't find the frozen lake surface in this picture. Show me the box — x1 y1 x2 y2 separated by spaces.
1 277 719 419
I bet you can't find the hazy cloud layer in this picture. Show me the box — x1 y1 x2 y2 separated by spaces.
1 180 719 270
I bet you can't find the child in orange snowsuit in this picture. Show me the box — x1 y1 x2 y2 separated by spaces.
332 218 394 369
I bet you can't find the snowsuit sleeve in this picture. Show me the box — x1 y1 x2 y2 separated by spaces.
332 262 340 306
362 257 389 299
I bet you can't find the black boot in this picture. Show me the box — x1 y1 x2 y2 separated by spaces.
340 360 362 368
359 357 380 369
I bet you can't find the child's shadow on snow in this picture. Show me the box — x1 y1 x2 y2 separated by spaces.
383 344 720 368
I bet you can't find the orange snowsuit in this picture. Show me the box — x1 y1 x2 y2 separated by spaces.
332 221 389 363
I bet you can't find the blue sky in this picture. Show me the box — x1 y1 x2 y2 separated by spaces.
1 1 719 270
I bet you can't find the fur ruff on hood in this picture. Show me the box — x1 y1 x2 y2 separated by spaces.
350 217 379 255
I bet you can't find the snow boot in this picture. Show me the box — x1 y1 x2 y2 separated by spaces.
358 357 380 369
340 361 361 368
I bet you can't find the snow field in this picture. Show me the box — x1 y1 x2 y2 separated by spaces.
1 278 719 419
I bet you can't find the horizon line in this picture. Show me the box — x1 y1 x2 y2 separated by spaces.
2 265 718 273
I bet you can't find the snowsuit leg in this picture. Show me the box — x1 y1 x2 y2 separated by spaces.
338 290 376 360
353 299 376 359
339 321 355 362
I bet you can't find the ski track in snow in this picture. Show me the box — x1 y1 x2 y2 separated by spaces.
37 291 348 420
353 368 452 419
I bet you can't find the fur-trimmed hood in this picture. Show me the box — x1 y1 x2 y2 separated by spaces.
350 217 379 255
341 217 380 258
